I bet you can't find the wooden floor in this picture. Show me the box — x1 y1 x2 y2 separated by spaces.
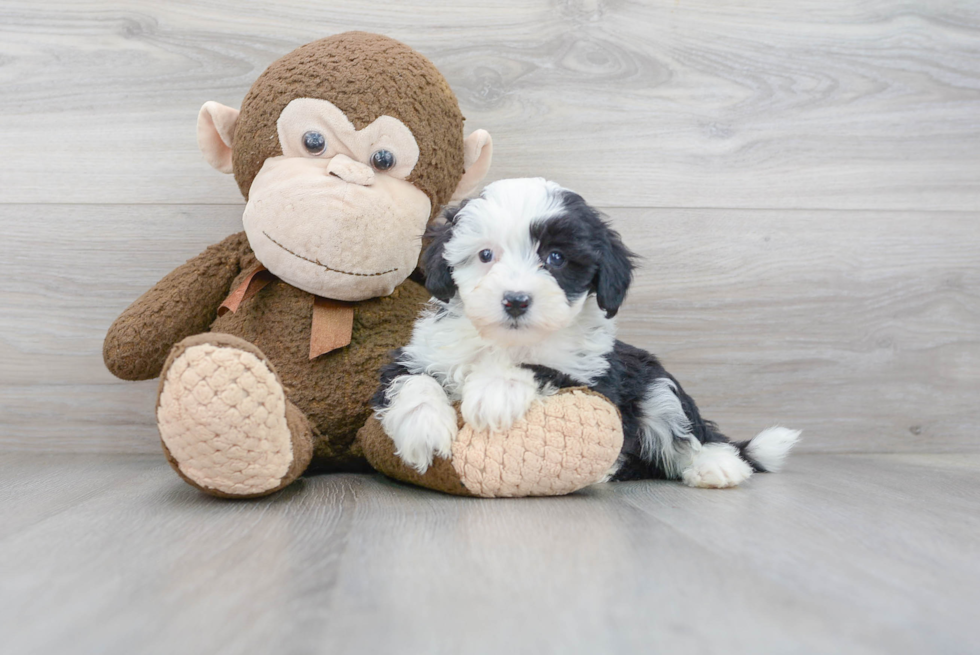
1 452 978 654
1 3 978 653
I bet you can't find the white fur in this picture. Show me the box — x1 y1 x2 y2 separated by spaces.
384 291 614 467
441 178 565 271
600 454 628 483
381 178 617 469
680 442 754 489
460 354 543 431
397 298 615 399
638 378 701 478
443 178 586 348
384 177 798 483
376 374 457 473
745 427 801 472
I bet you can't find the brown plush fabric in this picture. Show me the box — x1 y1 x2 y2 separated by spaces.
103 232 251 381
107 232 429 473
233 32 465 216
157 332 316 499
358 415 474 497
161 404 314 499
358 388 624 498
451 388 623 497
208 240 430 470
106 33 512 497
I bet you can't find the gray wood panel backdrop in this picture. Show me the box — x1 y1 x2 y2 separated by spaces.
1 0 978 455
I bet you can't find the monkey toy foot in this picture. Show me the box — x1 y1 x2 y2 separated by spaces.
156 333 314 498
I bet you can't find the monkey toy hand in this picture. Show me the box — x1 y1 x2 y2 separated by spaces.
358 388 624 497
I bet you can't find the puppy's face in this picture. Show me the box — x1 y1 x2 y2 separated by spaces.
423 178 635 346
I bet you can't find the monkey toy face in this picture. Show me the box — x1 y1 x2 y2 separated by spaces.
196 32 492 302
242 98 432 300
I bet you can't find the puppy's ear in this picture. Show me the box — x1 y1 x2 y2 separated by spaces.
594 225 636 318
421 206 461 302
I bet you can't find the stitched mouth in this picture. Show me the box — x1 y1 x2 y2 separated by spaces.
263 231 398 278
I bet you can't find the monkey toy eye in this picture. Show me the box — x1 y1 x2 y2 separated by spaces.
302 131 326 155
546 251 566 267
371 149 396 171
478 249 494 263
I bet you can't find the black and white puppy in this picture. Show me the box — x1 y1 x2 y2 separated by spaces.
372 178 799 488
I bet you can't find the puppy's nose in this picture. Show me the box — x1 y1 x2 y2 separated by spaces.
502 292 532 318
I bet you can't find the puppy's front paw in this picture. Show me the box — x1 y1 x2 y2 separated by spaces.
379 375 458 474
461 367 539 432
394 420 455 474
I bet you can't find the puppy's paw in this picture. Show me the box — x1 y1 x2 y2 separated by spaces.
378 375 458 474
394 421 456 474
461 366 540 432
680 443 753 489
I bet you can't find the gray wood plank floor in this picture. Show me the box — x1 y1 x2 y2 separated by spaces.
1 452 977 655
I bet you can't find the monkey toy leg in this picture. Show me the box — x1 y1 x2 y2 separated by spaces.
155 333 315 498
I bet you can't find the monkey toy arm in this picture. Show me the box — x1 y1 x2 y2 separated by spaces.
358 387 624 497
103 232 250 381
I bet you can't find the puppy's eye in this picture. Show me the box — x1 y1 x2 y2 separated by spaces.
371 149 396 171
303 131 327 155
546 251 566 267
478 249 494 263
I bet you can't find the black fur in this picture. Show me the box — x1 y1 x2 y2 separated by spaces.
593 228 635 319
371 348 412 410
527 341 766 480
524 190 767 478
531 191 636 318
420 200 473 302
380 183 769 481
421 221 457 302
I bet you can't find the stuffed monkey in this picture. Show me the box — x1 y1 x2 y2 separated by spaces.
104 32 623 498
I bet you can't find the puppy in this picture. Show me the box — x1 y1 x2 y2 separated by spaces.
372 178 799 488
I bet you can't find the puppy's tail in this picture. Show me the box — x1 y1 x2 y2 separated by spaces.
733 427 801 473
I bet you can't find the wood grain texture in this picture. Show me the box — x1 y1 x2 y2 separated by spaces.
0 1 978 209
613 208 980 453
3 6 977 653
1 204 977 454
1 452 978 654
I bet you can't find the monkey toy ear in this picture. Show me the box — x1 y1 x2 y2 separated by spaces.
451 130 493 202
197 101 240 174
421 215 459 302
